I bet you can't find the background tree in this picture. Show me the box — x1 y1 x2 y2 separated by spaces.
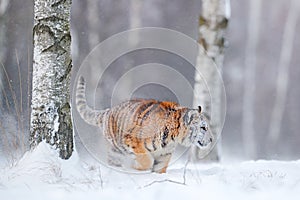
268 0 300 150
192 0 230 161
30 0 73 159
1 0 300 163
242 0 261 158
0 0 9 98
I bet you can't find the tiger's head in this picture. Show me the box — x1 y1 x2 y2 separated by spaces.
182 106 213 149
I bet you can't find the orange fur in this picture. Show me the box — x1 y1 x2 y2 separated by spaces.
76 76 213 173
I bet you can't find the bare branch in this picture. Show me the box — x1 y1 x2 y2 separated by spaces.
142 178 186 188
141 157 190 188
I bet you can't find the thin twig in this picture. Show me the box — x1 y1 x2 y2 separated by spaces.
142 179 186 188
142 159 190 188
183 155 191 185
0 62 12 114
15 49 26 152
15 49 23 119
0 61 20 149
97 165 104 189
27 39 31 130
1 62 20 118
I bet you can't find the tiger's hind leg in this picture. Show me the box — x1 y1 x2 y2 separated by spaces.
107 146 124 167
152 153 172 173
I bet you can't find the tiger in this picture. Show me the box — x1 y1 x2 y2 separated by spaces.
75 76 213 173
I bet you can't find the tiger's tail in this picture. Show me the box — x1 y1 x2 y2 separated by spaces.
76 76 106 126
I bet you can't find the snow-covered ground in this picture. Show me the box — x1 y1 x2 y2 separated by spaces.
0 142 299 200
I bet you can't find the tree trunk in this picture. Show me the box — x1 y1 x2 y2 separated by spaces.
241 0 261 159
192 0 230 161
0 0 9 99
87 0 100 50
30 0 73 159
268 0 300 149
129 0 141 46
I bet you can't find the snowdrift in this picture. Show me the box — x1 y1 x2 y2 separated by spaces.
0 142 299 200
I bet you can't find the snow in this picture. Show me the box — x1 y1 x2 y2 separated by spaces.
0 142 300 200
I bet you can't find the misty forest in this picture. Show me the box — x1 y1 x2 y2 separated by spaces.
0 0 300 199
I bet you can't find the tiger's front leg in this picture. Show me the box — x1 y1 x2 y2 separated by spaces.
152 153 172 173
125 137 154 171
133 152 154 171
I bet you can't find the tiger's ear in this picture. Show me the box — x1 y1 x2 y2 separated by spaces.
198 106 202 113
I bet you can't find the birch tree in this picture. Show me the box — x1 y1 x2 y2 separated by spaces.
129 0 141 46
268 0 300 148
192 0 230 161
242 0 261 158
0 0 9 98
87 0 100 51
30 0 73 159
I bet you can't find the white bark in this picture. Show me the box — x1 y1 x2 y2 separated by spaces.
30 0 73 159
126 0 142 99
0 0 9 99
193 0 230 161
86 0 101 87
0 0 9 16
268 0 300 146
129 0 142 46
87 0 100 49
242 0 261 158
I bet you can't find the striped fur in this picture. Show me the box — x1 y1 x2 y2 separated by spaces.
76 76 213 173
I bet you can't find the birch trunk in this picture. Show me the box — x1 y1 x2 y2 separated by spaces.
268 0 300 148
0 0 9 99
87 0 100 50
192 0 230 161
124 0 142 100
242 0 261 158
86 0 101 87
30 0 73 159
129 0 141 46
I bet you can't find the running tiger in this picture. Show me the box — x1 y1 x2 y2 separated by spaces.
76 76 213 173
